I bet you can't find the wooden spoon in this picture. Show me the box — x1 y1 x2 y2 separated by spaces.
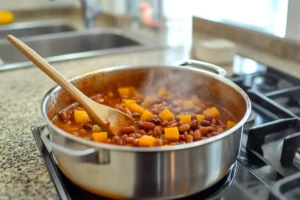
7 35 134 136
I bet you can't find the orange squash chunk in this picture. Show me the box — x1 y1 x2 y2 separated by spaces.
139 135 156 147
227 121 237 129
180 115 192 124
118 87 136 97
122 99 136 107
158 87 168 96
74 109 91 124
196 114 205 123
164 127 180 141
140 110 153 121
129 103 145 114
203 107 220 118
92 132 107 143
159 108 174 121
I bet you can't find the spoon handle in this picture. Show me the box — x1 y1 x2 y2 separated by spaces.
7 35 91 108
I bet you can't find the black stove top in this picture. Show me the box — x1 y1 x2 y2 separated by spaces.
32 57 300 200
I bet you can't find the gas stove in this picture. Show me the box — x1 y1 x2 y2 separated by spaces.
32 56 300 200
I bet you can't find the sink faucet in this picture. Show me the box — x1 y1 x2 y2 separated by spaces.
79 0 101 28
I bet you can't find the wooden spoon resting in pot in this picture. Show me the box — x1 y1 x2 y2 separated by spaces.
7 35 134 137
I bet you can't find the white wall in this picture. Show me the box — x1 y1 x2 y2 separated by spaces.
285 0 300 41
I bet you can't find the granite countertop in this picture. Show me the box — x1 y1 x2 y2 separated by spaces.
1 13 300 200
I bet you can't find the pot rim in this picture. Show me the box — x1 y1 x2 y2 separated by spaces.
41 64 251 152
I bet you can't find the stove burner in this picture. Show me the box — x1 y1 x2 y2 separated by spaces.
253 75 279 93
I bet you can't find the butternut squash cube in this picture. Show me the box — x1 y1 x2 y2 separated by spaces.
92 132 107 143
118 87 136 97
142 97 152 108
122 99 136 107
139 135 156 147
159 108 174 121
180 115 192 124
164 127 180 141
203 107 220 118
74 109 91 124
108 90 114 97
196 114 205 123
227 121 237 129
191 95 200 103
158 87 168 96
129 103 145 114
184 100 194 109
140 110 153 121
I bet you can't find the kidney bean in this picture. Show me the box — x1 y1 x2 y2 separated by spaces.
183 131 189 138
78 128 86 135
126 137 134 143
178 121 184 126
199 127 208 134
58 111 68 121
156 139 163 146
175 115 180 121
207 126 214 133
147 130 154 136
137 121 144 128
138 130 146 135
190 120 198 129
206 133 212 137
151 108 159 114
121 134 128 141
169 142 177 146
161 120 169 127
153 127 162 137
116 139 123 145
205 115 213 122
179 124 190 132
120 126 135 134
149 117 161 125
133 139 140 146
179 135 186 141
136 133 142 138
143 122 155 129
212 119 216 125
193 130 201 141
179 141 185 144
189 130 194 136
173 107 182 114
211 132 219 136
201 120 211 126
107 138 112 144
217 127 224 133
186 135 193 143
195 107 203 114
132 112 141 118
169 123 177 127
83 123 93 130
162 139 169 145
191 114 196 120
112 136 119 141
67 110 73 115
129 133 135 137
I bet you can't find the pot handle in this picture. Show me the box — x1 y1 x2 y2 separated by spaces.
41 127 110 164
173 59 226 77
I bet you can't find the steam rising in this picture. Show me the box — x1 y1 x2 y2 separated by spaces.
139 68 208 99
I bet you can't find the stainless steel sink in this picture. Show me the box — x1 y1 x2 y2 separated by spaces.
0 28 163 71
0 21 76 40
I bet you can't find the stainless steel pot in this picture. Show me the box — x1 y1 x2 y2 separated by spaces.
41 60 251 200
